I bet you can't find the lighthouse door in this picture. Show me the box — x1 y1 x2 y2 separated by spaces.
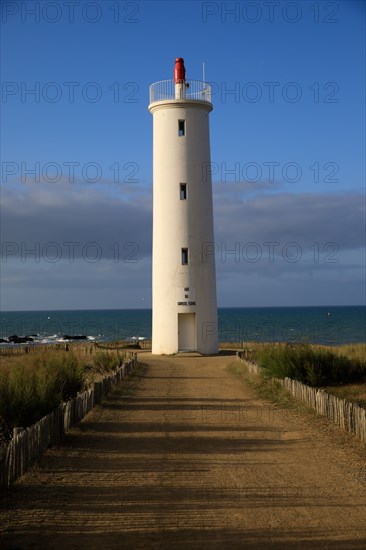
178 313 196 351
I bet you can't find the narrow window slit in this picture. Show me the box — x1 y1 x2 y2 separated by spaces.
181 248 188 265
180 183 187 200
178 120 185 136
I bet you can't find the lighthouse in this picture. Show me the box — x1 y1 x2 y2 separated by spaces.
149 58 218 355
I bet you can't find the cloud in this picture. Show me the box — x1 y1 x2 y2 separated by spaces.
213 186 365 251
1 256 151 310
1 181 364 309
1 180 152 260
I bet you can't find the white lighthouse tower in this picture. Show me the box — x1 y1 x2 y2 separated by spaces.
149 58 218 355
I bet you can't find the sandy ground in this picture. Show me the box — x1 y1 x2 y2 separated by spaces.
1 352 365 549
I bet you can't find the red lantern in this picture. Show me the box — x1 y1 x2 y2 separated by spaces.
174 58 186 83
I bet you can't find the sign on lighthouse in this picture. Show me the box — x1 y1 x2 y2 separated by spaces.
149 58 218 355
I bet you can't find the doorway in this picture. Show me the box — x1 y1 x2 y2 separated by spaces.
178 313 196 351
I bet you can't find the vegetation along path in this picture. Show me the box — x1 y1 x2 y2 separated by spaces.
1 352 365 549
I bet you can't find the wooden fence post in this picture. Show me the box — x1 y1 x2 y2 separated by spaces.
0 357 136 490
238 357 366 444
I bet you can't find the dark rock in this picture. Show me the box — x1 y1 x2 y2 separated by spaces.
8 335 34 344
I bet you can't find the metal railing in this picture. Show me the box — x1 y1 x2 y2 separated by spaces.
149 80 212 105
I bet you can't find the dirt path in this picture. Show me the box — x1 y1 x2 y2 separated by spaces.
1 352 365 549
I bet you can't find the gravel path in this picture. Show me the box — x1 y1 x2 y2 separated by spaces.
1 352 365 549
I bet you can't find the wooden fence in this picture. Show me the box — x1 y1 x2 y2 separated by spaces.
0 341 151 356
0 355 137 491
237 352 366 444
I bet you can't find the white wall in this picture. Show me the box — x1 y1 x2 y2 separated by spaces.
149 99 218 354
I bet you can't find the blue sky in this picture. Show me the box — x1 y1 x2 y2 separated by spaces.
1 0 365 310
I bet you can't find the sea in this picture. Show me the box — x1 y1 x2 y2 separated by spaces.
0 306 365 347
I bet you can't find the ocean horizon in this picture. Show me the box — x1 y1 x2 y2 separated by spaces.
1 306 365 347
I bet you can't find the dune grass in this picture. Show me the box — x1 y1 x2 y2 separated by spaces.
0 349 125 444
255 344 366 387
333 343 366 363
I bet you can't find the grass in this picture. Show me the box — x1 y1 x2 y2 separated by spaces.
333 343 366 363
227 362 296 409
221 342 366 362
0 347 127 444
90 351 122 374
225 342 366 409
323 383 366 409
255 344 366 387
